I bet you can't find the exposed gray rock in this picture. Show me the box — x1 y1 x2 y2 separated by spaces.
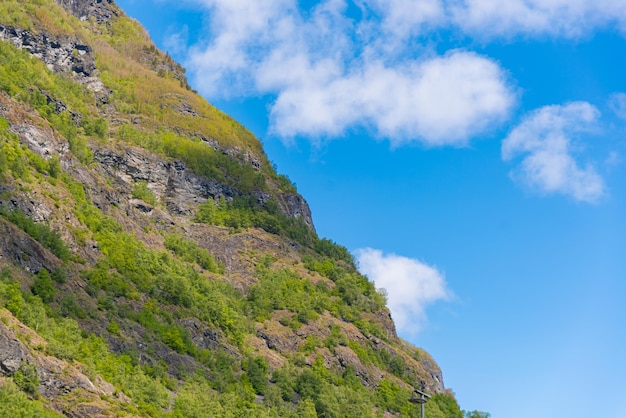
62 404 111 418
180 318 221 351
256 327 299 354
222 146 262 171
0 311 133 413
277 193 315 232
93 142 314 227
8 193 54 223
37 355 100 398
334 345 376 387
179 318 240 360
0 322 33 375
128 198 153 214
171 102 198 117
0 23 111 101
0 24 95 77
10 122 69 160
0 25 313 228
0 220 61 274
418 352 445 394
55 0 118 23
198 135 220 150
93 146 235 216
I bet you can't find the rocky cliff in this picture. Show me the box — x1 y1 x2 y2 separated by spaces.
0 1 460 416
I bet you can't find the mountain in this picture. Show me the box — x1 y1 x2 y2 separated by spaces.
0 1 463 416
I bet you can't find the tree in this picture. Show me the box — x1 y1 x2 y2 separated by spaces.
32 269 55 303
464 411 491 418
246 356 269 395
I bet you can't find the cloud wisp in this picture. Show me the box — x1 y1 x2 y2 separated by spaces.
182 0 515 146
450 0 626 38
608 93 626 120
502 102 605 203
355 248 451 335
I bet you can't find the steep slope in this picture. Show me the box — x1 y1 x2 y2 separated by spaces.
0 1 463 416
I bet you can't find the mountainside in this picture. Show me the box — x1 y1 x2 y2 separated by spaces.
0 1 463 416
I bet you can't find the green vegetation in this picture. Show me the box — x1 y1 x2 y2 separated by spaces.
464 411 491 418
0 380 61 418
164 233 221 273
0 0 466 416
13 362 40 396
0 207 72 262
249 258 387 334
132 180 157 206
0 0 79 36
196 196 316 246
119 124 267 193
0 41 96 164
31 268 55 303
0 116 64 182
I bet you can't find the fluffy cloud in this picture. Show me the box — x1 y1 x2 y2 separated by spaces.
502 102 605 203
186 0 298 96
182 0 514 146
355 248 450 335
267 52 513 145
177 0 626 146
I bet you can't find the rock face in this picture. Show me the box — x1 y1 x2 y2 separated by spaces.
9 122 69 162
93 146 235 216
54 0 118 23
0 24 96 77
278 192 316 232
90 143 316 226
0 221 61 275
0 15 313 229
0 309 130 416
0 318 34 374
0 23 108 96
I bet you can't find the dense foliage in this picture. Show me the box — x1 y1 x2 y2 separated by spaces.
196 196 316 246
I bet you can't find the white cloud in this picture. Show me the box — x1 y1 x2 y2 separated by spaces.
608 93 626 120
163 24 189 55
176 0 626 147
182 0 514 146
360 0 445 41
186 0 298 96
502 102 605 203
450 0 626 38
267 52 513 146
355 248 451 335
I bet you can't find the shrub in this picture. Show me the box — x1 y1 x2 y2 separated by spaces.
196 196 317 247
0 207 72 261
13 362 40 395
296 369 323 400
246 356 269 395
59 295 87 319
164 234 220 273
82 117 108 139
31 269 55 303
0 380 60 417
131 181 157 206
47 155 61 178
314 238 354 266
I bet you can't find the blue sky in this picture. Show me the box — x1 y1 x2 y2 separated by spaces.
116 1 626 416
